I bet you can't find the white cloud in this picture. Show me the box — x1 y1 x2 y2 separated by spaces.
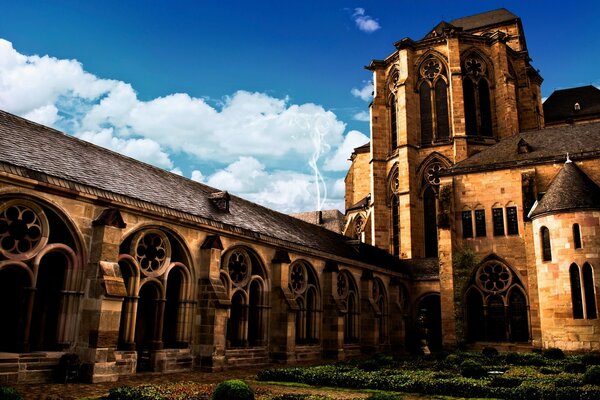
352 8 381 33
351 81 373 102
0 38 353 213
324 130 369 171
170 167 183 176
353 110 370 121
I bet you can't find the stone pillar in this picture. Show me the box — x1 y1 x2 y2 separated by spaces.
196 235 230 371
269 250 299 363
359 270 377 353
321 261 345 360
80 208 128 383
389 278 407 353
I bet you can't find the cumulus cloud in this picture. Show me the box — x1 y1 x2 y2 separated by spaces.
324 130 369 171
0 38 352 213
352 8 381 33
353 110 370 121
351 81 373 102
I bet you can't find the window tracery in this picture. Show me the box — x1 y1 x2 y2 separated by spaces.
0 201 48 260
417 55 450 144
462 53 493 137
225 249 251 287
132 230 171 277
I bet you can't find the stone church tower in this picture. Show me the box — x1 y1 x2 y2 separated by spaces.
345 9 543 258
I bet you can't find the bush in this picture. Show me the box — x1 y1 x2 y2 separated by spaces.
582 352 600 366
482 347 499 358
444 353 462 366
459 359 486 379
367 393 403 400
543 347 566 360
106 385 164 400
0 387 23 400
565 362 587 374
489 375 523 388
504 352 546 366
211 380 254 400
270 396 332 400
584 365 600 385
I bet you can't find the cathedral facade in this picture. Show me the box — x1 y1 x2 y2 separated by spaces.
345 9 600 352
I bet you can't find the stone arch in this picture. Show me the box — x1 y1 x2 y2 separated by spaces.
290 259 321 344
372 277 388 344
415 292 442 351
416 152 452 196
337 269 360 344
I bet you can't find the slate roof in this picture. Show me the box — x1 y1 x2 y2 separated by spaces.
353 142 370 153
543 86 600 125
0 110 406 273
289 209 344 234
530 161 600 218
402 258 439 280
447 121 600 175
449 8 518 31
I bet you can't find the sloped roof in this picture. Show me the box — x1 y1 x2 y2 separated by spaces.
289 209 344 234
0 110 406 272
353 142 370 153
543 85 600 124
530 161 600 218
449 8 518 31
448 121 600 174
347 195 370 212
423 21 458 39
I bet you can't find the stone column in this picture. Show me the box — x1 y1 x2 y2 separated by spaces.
196 235 230 371
269 250 299 363
80 208 128 383
321 261 345 360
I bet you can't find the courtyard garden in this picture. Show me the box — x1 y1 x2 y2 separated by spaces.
3 348 600 400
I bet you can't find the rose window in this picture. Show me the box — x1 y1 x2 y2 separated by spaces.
0 202 48 259
476 262 513 294
228 250 250 287
290 262 307 294
465 58 484 76
337 273 348 298
133 230 170 276
421 59 441 80
425 162 443 186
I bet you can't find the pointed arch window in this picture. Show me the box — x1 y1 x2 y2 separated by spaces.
337 271 359 344
418 56 450 145
570 263 584 319
463 55 493 137
290 261 321 344
583 263 597 319
390 94 397 150
465 259 530 342
388 167 400 257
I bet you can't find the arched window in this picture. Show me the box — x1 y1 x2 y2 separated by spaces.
222 247 267 348
391 196 400 256
418 56 450 144
541 227 552 261
390 94 397 150
372 279 388 344
570 263 584 319
573 224 582 249
0 199 82 353
423 186 437 257
462 54 493 137
290 261 320 345
465 259 530 343
583 263 597 319
337 271 359 344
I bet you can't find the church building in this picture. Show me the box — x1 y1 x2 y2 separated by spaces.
345 8 600 352
0 8 598 384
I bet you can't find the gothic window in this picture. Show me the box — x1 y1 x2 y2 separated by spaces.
337 271 359 344
475 209 486 237
573 224 582 249
372 279 387 344
465 259 529 342
290 261 320 344
391 196 400 256
418 56 450 144
0 199 81 353
541 226 552 261
506 206 519 235
583 263 597 319
492 207 504 236
118 229 192 353
570 263 584 319
462 210 473 238
222 247 267 348
390 94 397 150
354 215 363 240
463 54 493 137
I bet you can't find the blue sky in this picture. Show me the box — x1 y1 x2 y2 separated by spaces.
0 1 599 212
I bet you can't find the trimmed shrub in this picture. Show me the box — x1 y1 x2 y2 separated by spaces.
0 387 23 400
444 354 462 366
367 393 403 400
482 347 499 358
459 359 486 379
106 385 164 400
489 375 523 388
504 352 546 366
582 352 600 366
543 347 566 360
584 365 600 385
565 362 587 374
211 380 254 400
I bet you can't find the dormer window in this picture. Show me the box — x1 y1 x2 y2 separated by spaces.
574 102 581 111
208 191 230 212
